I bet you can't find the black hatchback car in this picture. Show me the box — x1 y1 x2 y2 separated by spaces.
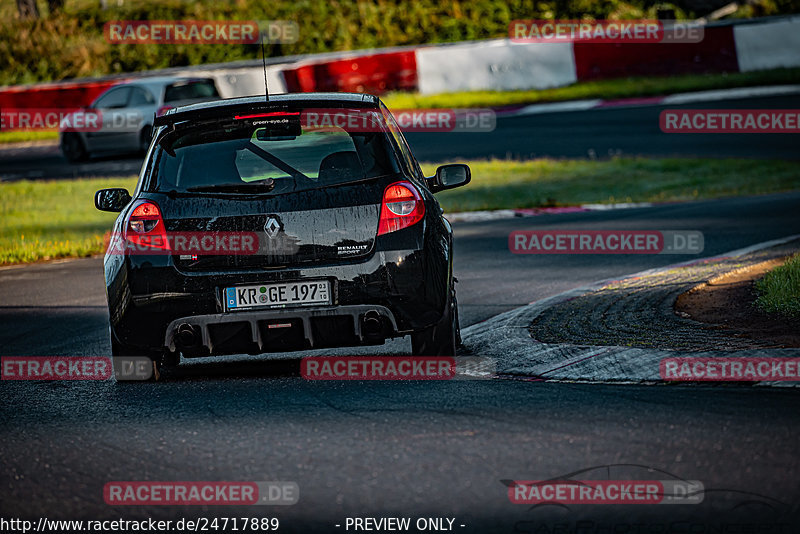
95 93 470 377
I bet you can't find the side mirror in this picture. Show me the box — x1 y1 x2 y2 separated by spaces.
95 188 131 212
428 164 471 193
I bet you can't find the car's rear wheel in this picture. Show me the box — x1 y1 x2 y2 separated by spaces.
411 285 460 357
60 133 88 163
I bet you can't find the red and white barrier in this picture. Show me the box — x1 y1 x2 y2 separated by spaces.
280 50 417 94
414 18 797 94
572 25 739 81
0 79 122 111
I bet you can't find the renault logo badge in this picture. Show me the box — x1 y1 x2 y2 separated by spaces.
264 216 280 239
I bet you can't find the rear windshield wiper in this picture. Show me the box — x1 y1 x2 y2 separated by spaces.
186 180 276 194
245 142 310 182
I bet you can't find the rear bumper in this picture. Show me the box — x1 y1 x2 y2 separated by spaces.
164 305 399 357
105 201 453 355
107 244 450 353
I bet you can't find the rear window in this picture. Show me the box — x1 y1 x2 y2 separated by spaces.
152 109 401 195
164 80 220 103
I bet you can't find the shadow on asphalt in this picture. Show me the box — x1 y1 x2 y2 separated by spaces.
159 357 302 381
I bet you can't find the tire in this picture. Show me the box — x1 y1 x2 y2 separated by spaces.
453 292 463 348
110 330 164 382
60 133 88 163
138 126 152 155
411 285 460 357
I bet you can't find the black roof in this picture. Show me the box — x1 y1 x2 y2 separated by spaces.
154 92 381 128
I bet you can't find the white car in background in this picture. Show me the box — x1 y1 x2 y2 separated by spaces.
59 76 220 162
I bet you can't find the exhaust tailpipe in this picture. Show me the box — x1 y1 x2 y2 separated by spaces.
362 311 383 338
175 323 197 349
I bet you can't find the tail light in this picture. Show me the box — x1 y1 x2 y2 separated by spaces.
156 105 173 117
124 200 170 251
377 181 425 236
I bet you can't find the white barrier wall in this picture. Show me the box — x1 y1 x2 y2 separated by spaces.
171 65 287 97
734 17 800 72
416 39 577 94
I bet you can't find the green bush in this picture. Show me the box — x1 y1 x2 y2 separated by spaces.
0 0 697 85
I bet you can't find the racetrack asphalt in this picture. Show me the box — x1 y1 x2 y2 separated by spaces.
2 192 800 529
1 93 798 181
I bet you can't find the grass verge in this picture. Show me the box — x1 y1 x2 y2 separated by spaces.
0 130 59 144
0 177 136 265
420 158 800 212
756 254 800 318
382 68 800 109
2 157 800 265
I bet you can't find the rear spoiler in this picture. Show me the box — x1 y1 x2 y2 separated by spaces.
154 97 381 129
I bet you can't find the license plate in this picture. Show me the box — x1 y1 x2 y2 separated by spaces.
225 281 331 310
